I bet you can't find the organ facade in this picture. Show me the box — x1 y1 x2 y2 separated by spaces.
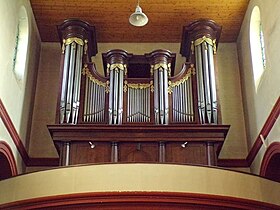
48 19 229 166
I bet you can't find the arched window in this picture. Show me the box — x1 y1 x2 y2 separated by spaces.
13 6 29 81
250 6 266 91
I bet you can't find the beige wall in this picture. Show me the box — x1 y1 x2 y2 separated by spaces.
0 0 41 173
29 42 247 161
29 43 60 157
217 43 248 159
237 0 280 174
1 164 280 206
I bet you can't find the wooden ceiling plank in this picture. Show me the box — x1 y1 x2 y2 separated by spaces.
30 0 249 43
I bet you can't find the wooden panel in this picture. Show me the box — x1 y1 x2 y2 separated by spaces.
166 142 207 164
48 124 230 143
70 142 111 164
119 142 159 162
49 124 228 165
30 0 250 43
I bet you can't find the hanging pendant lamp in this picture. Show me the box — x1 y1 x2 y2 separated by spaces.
129 0 148 27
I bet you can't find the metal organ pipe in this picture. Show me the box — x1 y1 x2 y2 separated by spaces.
153 69 159 124
100 86 105 122
195 44 206 123
182 80 186 122
66 43 76 123
72 44 83 124
207 44 218 123
118 70 124 124
108 69 114 124
82 65 107 123
60 39 86 124
60 44 70 123
89 79 93 122
163 67 169 124
103 50 131 125
148 50 174 125
202 42 212 123
108 64 125 125
158 68 165 124
189 75 194 122
58 19 98 124
194 38 218 124
153 65 169 125
180 20 221 124
147 86 150 122
93 80 97 122
126 83 151 123
83 74 89 122
113 69 119 124
95 84 99 122
127 87 130 122
170 64 195 123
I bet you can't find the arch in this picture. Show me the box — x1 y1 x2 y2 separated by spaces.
260 142 280 182
0 141 18 180
250 5 266 91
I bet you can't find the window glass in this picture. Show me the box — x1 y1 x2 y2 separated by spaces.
13 6 29 81
250 6 266 91
259 23 266 69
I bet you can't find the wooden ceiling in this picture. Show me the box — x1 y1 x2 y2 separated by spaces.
30 0 249 43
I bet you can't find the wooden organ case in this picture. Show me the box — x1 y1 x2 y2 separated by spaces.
48 19 229 166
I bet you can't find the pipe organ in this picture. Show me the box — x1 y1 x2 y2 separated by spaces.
50 19 229 167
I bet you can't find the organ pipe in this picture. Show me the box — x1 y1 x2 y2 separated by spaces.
60 39 84 124
108 64 126 124
57 19 222 126
125 82 152 123
82 65 108 123
57 19 97 124
103 50 131 125
153 65 169 125
148 50 174 125
194 37 218 124
180 19 222 124
169 64 195 123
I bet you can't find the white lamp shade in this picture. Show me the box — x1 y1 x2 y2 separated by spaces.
129 5 148 27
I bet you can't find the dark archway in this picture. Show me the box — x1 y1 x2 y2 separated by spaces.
260 142 280 182
0 141 18 180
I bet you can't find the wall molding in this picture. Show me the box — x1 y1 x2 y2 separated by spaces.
218 96 280 168
217 158 249 167
246 97 280 165
1 192 279 209
0 99 58 167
